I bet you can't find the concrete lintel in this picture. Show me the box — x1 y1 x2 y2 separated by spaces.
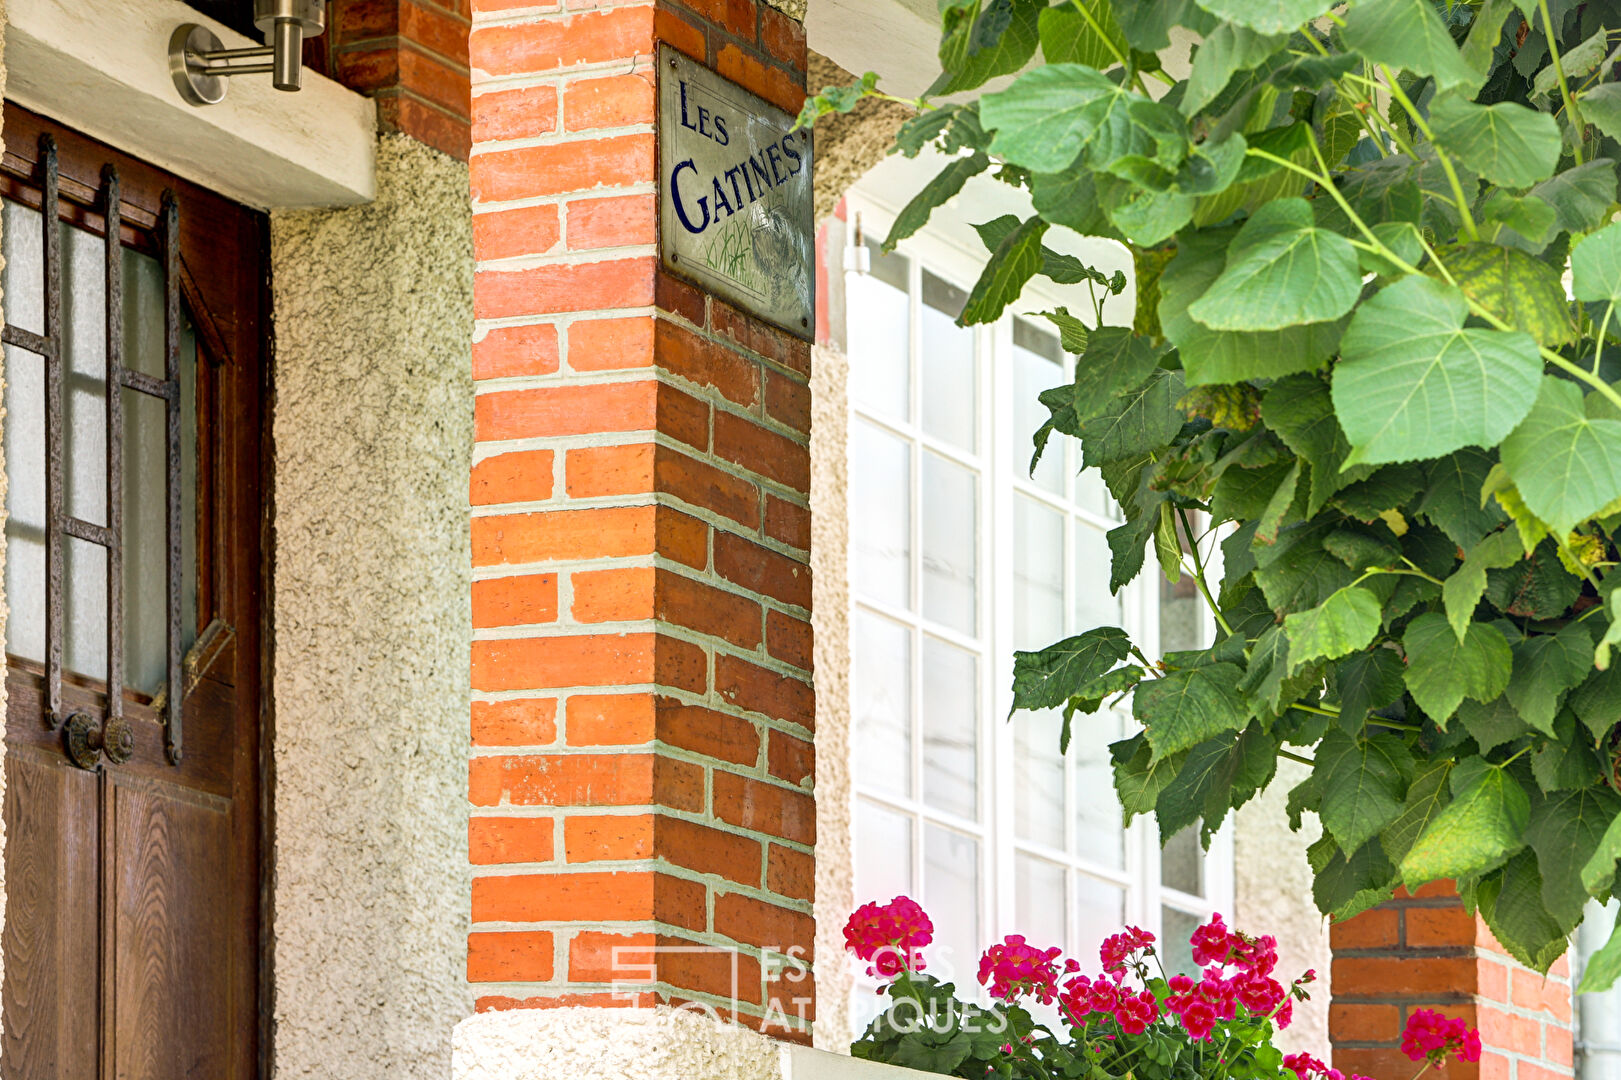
7 0 375 209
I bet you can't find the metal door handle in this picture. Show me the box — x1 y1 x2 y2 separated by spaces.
62 712 135 770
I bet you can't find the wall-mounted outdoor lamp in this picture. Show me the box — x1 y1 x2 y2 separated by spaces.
169 0 326 106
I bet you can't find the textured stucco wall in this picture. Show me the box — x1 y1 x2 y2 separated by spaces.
808 52 911 224
1234 761 1331 1057
269 132 473 1079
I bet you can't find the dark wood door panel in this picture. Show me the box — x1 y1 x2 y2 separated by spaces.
2 747 99 1080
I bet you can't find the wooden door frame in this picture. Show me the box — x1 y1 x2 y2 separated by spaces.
0 100 276 1080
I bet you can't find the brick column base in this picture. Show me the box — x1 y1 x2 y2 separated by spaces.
1330 886 1573 1080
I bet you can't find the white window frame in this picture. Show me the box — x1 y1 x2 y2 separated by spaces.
841 182 1235 993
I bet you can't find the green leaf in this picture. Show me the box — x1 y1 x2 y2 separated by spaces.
981 63 1143 173
1439 243 1575 348
1340 0 1481 92
1428 94 1562 188
959 215 1047 325
1401 761 1530 887
934 0 1042 96
1035 308 1090 354
1382 759 1454 866
1478 849 1575 973
1479 190 1558 253
1031 169 1117 237
1403 612 1513 724
1112 0 1214 51
1506 623 1595 737
1578 913 1621 994
1458 695 1533 754
1531 25 1608 103
1072 329 1163 420
1191 0 1324 33
1255 460 1303 545
1334 649 1407 731
1581 83 1621 142
971 215 1121 289
1186 198 1361 332
1284 586 1383 672
1038 0 1126 69
1597 592 1621 672
1135 662 1249 758
1333 275 1542 467
1571 220 1621 305
1500 377 1621 536
1262 374 1374 515
1418 448 1509 548
1530 712 1603 795
1570 665 1621 742
1081 369 1185 467
884 153 991 253
1317 729 1412 854
1182 23 1288 115
1583 806 1621 894
1254 519 1359 616
1098 175 1195 246
1011 627 1133 712
1156 723 1278 845
1443 528 1525 642
1314 838 1398 920
1159 228 1344 386
1360 221 1425 277
1193 122 1314 228
1529 159 1619 235
1112 734 1185 824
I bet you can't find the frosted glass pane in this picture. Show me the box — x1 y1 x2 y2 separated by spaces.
1162 826 1205 896
1015 853 1067 951
851 608 912 799
1013 322 1066 494
922 452 976 635
62 223 107 527
922 636 977 820
854 798 914 904
1076 467 1116 519
1014 495 1064 651
924 825 980 984
4 344 45 664
850 419 910 609
1074 876 1126 969
1073 709 1125 868
1014 708 1065 848
1075 522 1121 632
3 201 43 335
1161 907 1203 977
124 243 168 378
848 253 910 421
1578 899 1621 1080
64 536 106 680
1161 572 1204 654
921 272 975 452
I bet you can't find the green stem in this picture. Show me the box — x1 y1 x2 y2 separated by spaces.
1293 703 1341 718
1498 745 1532 768
1338 69 1421 159
1539 0 1586 165
1595 300 1615 375
1179 507 1236 638
1247 146 1621 415
1379 65 1480 240
1278 748 1316 766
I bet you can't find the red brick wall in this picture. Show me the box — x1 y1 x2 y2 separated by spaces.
467 0 813 1042
320 0 473 159
1330 885 1573 1080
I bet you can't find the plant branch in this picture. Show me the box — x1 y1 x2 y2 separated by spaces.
1539 0 1586 164
1179 507 1235 638
1378 65 1480 241
1278 748 1316 766
1595 300 1615 374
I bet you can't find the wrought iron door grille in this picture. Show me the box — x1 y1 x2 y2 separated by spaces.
2 134 187 764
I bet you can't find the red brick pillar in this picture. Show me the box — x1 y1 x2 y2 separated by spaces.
465 0 815 1043
321 0 473 158
1330 886 1573 1080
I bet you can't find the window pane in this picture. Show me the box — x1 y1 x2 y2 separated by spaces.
1075 874 1126 970
4 343 46 666
1578 899 1621 1080
1014 708 1065 849
922 636 977 820
922 451 976 634
848 244 910 420
1162 826 1205 896
1160 572 1204 654
1013 320 1066 494
1161 907 1203 977
63 223 107 528
1075 522 1121 632
1014 494 1064 651
924 825 980 985
4 200 44 335
851 608 912 799
64 535 106 680
850 419 910 609
1073 710 1125 869
1015 853 1068 951
854 798 914 904
1076 468 1115 520
921 272 975 451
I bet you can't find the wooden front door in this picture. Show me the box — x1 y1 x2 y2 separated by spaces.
0 105 267 1080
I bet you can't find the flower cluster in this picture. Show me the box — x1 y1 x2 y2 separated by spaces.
1059 972 1163 1033
843 895 933 979
1401 1009 1483 1065
1190 912 1279 976
978 934 1077 1004
1161 914 1290 1041
1283 1051 1374 1080
1099 926 1155 981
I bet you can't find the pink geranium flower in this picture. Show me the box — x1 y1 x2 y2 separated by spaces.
978 935 1068 1004
843 896 933 979
1401 1008 1483 1065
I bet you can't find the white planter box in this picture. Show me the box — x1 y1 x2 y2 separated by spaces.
453 1006 935 1080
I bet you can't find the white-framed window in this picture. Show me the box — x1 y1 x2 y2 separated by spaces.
842 180 1234 1019
1576 900 1621 1080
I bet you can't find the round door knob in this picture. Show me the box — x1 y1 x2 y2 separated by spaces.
62 713 102 771
102 717 135 766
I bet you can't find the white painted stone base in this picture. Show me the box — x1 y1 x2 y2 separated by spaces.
452 1007 924 1080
